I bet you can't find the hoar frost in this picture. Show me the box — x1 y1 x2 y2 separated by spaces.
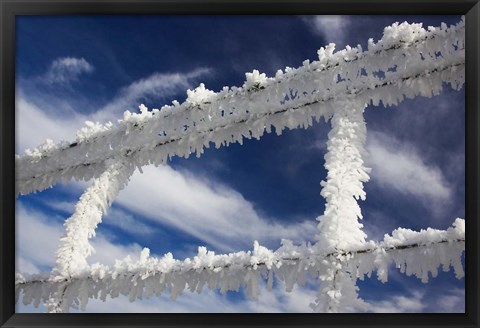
16 18 464 195
15 18 466 313
16 219 464 313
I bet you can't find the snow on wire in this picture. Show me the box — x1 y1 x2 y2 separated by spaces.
15 18 466 313
16 18 464 196
16 220 465 313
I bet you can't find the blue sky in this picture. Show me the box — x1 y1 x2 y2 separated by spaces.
15 15 465 313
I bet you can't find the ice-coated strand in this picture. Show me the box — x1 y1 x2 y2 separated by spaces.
16 18 465 195
316 99 370 252
15 219 464 312
311 98 371 312
310 260 368 313
46 158 135 312
14 18 467 314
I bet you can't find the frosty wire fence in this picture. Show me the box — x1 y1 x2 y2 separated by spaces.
15 18 466 313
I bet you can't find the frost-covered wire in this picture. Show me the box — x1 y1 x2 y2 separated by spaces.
311 98 372 312
15 218 465 313
45 158 135 312
315 99 371 252
14 18 467 314
16 18 465 195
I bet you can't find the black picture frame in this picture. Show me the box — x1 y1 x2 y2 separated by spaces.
1 1 478 327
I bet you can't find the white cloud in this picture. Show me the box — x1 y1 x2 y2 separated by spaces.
89 235 144 267
92 68 211 123
42 57 94 84
367 287 465 313
301 15 351 47
21 160 317 261
16 204 65 270
435 288 464 313
44 199 157 238
15 95 83 153
241 280 318 313
44 199 77 214
102 207 159 237
366 131 451 202
16 256 41 275
367 291 426 313
115 164 317 253
15 202 145 273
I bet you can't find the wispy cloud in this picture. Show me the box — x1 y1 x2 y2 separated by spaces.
15 94 84 152
44 199 158 238
41 57 94 85
102 207 159 237
115 164 317 253
367 290 426 313
434 288 464 312
241 279 318 313
15 202 145 273
301 15 351 47
16 204 65 271
88 233 144 267
93 68 211 122
361 208 400 242
367 287 464 313
366 131 451 202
